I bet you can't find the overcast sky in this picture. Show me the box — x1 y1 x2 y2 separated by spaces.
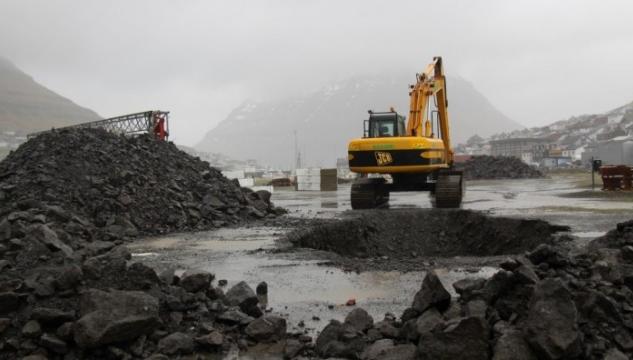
1 0 633 145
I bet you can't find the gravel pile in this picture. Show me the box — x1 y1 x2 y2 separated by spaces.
0 128 284 238
313 220 633 360
0 129 292 359
456 155 544 180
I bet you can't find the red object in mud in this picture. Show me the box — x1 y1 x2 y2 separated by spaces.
599 165 632 191
346 298 356 306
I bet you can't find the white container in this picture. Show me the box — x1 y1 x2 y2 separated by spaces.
296 168 321 176
296 175 321 183
238 178 255 187
222 170 245 179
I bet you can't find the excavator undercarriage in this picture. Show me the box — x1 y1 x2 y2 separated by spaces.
349 169 464 209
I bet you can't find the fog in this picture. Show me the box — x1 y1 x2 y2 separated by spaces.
1 0 633 145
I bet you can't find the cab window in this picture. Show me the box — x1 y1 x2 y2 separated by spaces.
370 121 396 137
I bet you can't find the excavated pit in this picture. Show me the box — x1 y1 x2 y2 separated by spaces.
287 209 570 260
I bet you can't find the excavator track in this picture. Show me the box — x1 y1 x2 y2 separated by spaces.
350 177 390 209
433 170 464 208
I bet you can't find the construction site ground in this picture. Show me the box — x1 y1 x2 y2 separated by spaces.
129 173 632 347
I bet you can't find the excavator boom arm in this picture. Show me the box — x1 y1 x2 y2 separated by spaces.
406 57 452 164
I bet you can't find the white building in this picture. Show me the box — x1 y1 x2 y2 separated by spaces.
595 136 633 166
561 149 575 158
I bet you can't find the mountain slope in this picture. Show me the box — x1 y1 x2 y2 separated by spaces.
196 73 522 168
0 57 101 134
488 100 633 149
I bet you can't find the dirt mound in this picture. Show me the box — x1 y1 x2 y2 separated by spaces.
455 155 544 180
0 128 283 237
0 129 290 359
287 209 568 260
588 219 633 250
314 229 633 360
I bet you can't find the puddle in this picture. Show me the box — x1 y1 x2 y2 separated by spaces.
191 239 275 251
266 265 497 333
571 231 606 238
131 252 159 257
132 227 497 335
130 227 282 253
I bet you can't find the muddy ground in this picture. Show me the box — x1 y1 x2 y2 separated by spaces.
129 174 633 348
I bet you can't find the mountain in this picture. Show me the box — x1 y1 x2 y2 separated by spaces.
196 73 522 168
0 57 101 134
488 101 633 149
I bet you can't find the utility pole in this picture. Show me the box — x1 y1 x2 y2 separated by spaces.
294 130 301 170
591 156 595 191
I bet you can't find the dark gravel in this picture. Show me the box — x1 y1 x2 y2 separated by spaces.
456 155 544 180
286 209 569 271
0 128 284 238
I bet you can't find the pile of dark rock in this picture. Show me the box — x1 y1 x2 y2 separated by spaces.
0 128 284 238
1 253 292 359
0 129 292 359
314 221 633 360
455 155 544 180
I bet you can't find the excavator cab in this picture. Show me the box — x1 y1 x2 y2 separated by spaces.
364 112 406 138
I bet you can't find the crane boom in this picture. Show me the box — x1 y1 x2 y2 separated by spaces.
28 110 170 140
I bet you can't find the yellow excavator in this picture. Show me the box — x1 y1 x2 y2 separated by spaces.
347 56 464 209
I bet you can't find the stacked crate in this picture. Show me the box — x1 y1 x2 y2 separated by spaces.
295 168 338 191
296 168 321 191
319 168 338 191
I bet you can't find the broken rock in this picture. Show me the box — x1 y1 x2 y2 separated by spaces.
344 307 374 333
412 270 451 313
416 308 445 335
180 269 213 293
452 277 485 301
73 288 159 348
195 331 224 348
225 281 257 307
492 328 537 360
54 264 83 290
361 338 394 360
40 333 68 354
21 320 42 338
418 316 489 360
524 278 581 360
217 309 254 325
244 315 287 341
157 332 194 355
27 224 73 257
